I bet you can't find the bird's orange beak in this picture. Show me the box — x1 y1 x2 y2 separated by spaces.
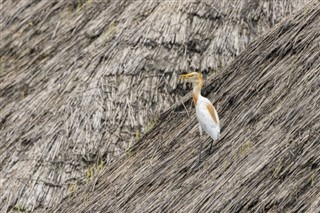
180 73 192 80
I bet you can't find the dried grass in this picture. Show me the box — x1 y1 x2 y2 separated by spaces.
50 1 320 212
0 0 315 212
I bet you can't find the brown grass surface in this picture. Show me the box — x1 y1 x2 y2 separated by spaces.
50 1 320 212
0 0 316 212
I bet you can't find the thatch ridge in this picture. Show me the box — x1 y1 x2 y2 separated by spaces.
0 0 313 211
51 1 320 212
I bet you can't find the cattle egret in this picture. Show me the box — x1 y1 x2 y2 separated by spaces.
180 72 220 164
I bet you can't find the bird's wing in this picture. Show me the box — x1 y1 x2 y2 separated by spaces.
196 98 220 140
205 102 220 126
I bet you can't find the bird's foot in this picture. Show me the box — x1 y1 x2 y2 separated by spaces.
197 153 202 166
208 140 216 155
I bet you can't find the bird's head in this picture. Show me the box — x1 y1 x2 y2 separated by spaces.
180 72 203 85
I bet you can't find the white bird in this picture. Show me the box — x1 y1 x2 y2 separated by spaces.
180 72 220 163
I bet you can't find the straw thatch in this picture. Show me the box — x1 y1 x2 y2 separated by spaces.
50 1 320 212
0 0 314 212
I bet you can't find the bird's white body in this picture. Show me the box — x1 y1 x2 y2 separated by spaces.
180 72 220 162
195 95 220 141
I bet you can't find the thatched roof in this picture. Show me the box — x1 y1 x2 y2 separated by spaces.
0 0 314 212
50 1 320 212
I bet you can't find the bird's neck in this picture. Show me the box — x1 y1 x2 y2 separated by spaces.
192 80 203 106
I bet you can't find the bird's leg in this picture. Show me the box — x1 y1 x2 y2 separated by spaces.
198 124 203 165
209 139 214 154
198 140 202 165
